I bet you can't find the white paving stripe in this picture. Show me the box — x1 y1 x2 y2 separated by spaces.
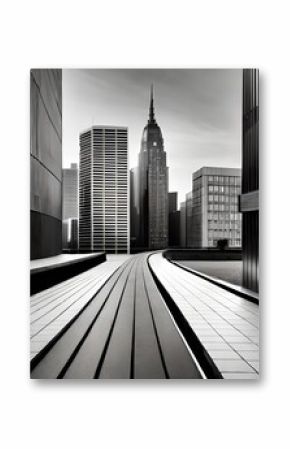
149 253 259 380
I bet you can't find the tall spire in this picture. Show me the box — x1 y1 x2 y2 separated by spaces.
148 84 156 124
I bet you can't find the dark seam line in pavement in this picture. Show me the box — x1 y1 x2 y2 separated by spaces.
130 258 138 379
30 259 131 372
57 260 134 379
147 254 223 379
142 262 169 379
94 262 135 379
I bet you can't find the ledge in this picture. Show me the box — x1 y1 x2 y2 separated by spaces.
30 252 106 295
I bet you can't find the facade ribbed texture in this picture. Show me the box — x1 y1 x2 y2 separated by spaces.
79 126 129 253
62 163 78 220
242 69 259 292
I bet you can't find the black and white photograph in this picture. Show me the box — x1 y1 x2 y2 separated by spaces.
3 1 290 449
30 68 259 379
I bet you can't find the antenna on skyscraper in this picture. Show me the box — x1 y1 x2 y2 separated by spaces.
149 83 156 124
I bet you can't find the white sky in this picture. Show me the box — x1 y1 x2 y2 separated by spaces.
63 69 242 206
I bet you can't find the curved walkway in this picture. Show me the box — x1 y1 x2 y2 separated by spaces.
31 253 203 379
149 253 259 380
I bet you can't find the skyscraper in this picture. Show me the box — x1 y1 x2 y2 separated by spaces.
30 69 62 260
138 86 168 249
185 191 193 247
79 126 129 253
192 167 242 248
168 192 180 247
62 163 78 249
130 167 140 249
180 201 187 247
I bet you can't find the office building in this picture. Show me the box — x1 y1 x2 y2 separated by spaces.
138 86 168 249
240 69 259 292
62 218 78 250
168 192 180 247
30 69 62 260
168 192 178 215
192 167 242 248
185 191 194 247
79 126 129 253
180 201 187 247
62 163 78 249
63 163 78 220
130 167 140 249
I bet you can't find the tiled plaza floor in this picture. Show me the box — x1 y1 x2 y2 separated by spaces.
30 255 130 359
149 253 259 380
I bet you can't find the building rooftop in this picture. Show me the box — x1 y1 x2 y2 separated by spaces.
80 125 128 136
193 166 241 180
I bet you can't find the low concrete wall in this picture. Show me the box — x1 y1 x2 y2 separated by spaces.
164 248 242 261
30 252 106 295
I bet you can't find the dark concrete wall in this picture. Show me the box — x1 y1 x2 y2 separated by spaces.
30 69 62 260
241 69 259 292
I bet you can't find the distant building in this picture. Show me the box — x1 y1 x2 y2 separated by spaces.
180 201 187 247
138 86 168 249
179 193 193 248
30 69 62 260
62 163 78 249
185 191 194 247
130 167 140 249
168 192 180 247
192 167 242 248
63 163 78 220
79 126 129 253
240 69 259 292
62 218 78 251
168 192 178 215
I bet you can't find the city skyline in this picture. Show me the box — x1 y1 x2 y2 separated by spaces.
63 69 242 203
30 68 259 382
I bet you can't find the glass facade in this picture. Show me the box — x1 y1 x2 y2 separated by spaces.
192 167 242 248
207 174 241 247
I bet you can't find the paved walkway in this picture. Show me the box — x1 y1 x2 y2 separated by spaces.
149 253 259 379
30 255 130 360
31 253 203 379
